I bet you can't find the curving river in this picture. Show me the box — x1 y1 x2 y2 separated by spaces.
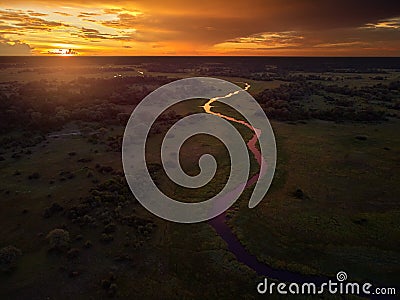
203 82 327 284
200 82 400 300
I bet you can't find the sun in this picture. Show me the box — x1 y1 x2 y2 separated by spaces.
47 49 79 56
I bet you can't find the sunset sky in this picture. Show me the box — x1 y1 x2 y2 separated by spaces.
0 0 399 56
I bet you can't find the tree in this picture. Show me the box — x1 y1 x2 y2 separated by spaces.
0 245 22 272
46 229 70 251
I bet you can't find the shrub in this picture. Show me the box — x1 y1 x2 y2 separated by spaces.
355 135 368 141
100 233 113 243
67 248 80 259
293 188 305 199
101 279 111 289
103 223 116 234
46 229 70 251
0 245 22 272
84 240 93 248
28 172 40 180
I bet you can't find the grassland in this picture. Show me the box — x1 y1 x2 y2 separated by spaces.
0 59 399 299
0 122 259 299
229 120 400 286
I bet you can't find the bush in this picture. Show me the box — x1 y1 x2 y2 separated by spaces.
0 245 22 272
46 229 70 251
84 240 93 248
100 233 113 243
101 279 111 289
355 135 368 141
103 223 116 234
292 188 305 199
67 248 80 259
28 172 40 180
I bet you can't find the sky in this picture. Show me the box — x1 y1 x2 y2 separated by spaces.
0 0 399 56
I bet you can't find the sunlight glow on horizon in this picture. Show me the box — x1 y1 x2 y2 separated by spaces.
47 48 79 56
0 1 399 56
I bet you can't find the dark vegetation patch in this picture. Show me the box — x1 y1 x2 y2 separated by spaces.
256 80 399 122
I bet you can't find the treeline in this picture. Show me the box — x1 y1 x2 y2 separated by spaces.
0 75 175 133
257 81 400 122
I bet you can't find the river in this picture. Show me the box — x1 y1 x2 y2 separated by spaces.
203 82 328 284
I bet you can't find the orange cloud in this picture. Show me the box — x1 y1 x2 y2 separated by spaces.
0 1 399 56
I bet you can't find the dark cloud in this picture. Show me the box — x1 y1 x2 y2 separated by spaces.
0 9 70 31
74 26 114 39
103 8 123 14
89 1 400 48
53 11 73 16
101 13 143 29
75 26 138 41
77 12 101 18
27 12 48 16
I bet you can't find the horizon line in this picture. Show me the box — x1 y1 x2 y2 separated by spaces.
0 55 400 58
